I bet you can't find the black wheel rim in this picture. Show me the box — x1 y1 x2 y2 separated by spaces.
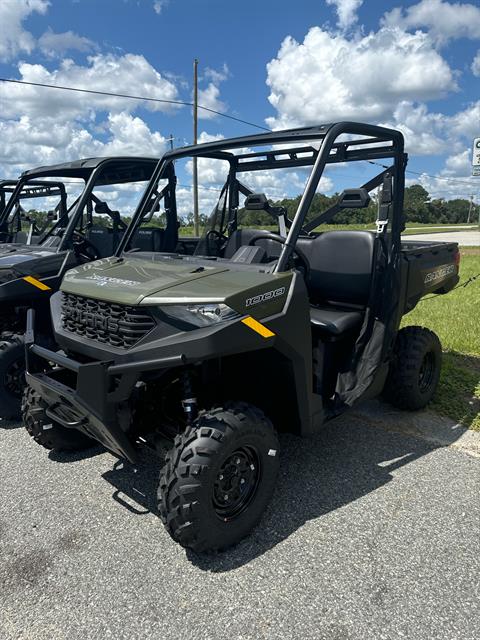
4 357 25 398
418 351 435 393
213 446 260 520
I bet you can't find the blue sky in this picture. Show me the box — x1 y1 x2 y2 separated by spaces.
1 0 480 210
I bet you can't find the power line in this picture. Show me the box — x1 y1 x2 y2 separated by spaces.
368 160 480 188
405 168 480 187
0 77 271 132
1 81 478 188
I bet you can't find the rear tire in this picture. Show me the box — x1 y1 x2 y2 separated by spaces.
0 334 25 419
158 402 279 552
22 386 95 452
383 326 442 410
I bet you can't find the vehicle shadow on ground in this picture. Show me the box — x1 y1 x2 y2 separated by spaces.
49 444 105 463
97 413 460 571
102 449 163 515
0 417 23 430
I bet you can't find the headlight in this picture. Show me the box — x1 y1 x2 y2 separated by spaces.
161 303 241 328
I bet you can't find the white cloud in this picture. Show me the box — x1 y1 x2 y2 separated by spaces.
264 18 480 199
0 0 49 61
326 0 363 30
383 0 480 45
442 149 471 176
472 51 480 76
99 112 168 157
0 112 168 178
204 64 230 84
153 0 168 14
38 28 96 58
0 53 180 123
379 101 450 155
0 49 177 184
448 100 480 141
266 26 456 130
413 171 478 200
197 64 230 120
198 82 227 119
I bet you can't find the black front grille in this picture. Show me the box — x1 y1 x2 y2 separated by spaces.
61 293 155 349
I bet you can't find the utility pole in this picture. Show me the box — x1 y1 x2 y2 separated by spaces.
169 134 174 151
192 58 199 236
467 194 474 224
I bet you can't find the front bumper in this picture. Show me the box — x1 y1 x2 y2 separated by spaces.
26 342 184 463
25 303 277 462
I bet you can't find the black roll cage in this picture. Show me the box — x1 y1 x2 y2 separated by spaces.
0 158 157 251
118 122 406 269
0 180 68 238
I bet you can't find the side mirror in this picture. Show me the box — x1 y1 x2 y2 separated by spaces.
94 201 110 214
244 193 269 211
337 188 371 209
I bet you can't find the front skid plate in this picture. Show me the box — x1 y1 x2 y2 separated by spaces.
26 372 138 463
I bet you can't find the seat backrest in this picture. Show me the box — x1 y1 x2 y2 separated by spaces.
13 231 27 244
86 226 117 258
304 231 375 306
223 229 282 260
131 226 165 252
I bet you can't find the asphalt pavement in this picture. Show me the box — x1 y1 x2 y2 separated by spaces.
0 406 479 640
404 230 480 246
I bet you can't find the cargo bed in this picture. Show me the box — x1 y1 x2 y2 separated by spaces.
400 239 459 313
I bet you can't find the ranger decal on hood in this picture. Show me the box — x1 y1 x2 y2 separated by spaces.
84 273 141 287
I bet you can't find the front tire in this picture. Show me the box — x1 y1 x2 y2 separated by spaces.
383 326 442 410
158 402 279 552
22 387 95 452
0 333 26 419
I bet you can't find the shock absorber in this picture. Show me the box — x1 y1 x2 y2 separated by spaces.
181 371 198 425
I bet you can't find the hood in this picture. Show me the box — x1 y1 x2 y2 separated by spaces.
61 255 291 308
0 244 63 273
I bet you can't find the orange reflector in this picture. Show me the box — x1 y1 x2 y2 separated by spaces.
23 276 51 291
241 316 275 338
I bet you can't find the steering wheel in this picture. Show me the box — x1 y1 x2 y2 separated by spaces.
204 229 227 256
248 233 310 276
72 232 100 261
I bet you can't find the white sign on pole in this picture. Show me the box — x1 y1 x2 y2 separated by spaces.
472 138 480 175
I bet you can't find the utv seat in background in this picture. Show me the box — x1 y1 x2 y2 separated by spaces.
86 226 121 258
305 231 375 337
13 231 28 244
131 227 165 252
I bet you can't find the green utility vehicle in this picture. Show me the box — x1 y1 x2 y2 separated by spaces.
24 123 459 552
0 157 158 417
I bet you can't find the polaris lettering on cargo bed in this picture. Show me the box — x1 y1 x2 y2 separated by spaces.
423 263 455 285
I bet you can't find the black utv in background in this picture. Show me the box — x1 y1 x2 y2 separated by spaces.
24 122 459 552
0 179 68 244
0 156 158 417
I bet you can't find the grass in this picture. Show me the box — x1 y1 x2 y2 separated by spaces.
401 249 480 430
